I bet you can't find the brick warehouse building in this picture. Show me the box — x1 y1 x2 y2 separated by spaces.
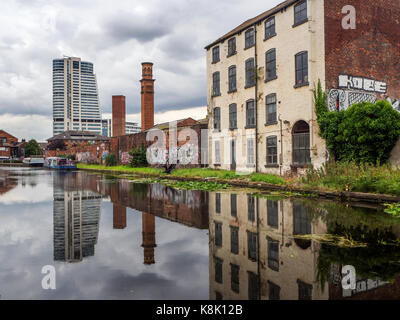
0 130 19 159
205 0 400 175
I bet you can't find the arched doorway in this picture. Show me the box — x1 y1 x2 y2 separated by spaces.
292 120 311 166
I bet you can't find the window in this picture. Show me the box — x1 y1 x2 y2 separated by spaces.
228 66 237 92
247 194 255 222
213 107 221 131
215 258 223 284
229 104 237 129
230 194 237 217
216 193 221 213
215 291 223 300
245 28 255 49
267 199 279 228
294 1 308 26
215 222 222 247
230 226 239 254
247 231 258 261
266 136 278 165
212 72 220 96
267 238 279 271
212 46 220 63
265 17 276 39
245 58 256 88
248 272 259 300
292 120 311 165
247 138 255 166
293 203 311 235
265 49 277 81
231 264 240 293
266 94 277 124
295 51 308 87
228 38 236 56
214 140 221 164
268 281 281 300
246 100 255 127
298 280 312 300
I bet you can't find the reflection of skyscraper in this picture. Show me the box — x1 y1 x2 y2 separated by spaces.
142 212 156 265
53 188 102 262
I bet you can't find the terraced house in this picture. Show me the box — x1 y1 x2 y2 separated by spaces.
205 0 400 175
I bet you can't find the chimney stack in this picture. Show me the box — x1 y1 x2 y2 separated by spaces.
140 62 155 131
112 95 126 137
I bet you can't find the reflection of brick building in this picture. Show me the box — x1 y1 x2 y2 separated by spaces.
113 204 127 229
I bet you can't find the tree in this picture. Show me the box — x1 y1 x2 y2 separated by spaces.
129 146 148 167
24 139 41 157
48 140 66 151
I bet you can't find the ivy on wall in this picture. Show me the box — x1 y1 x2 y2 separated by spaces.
313 80 400 164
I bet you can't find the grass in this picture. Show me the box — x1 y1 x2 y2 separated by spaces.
78 161 400 196
302 161 400 195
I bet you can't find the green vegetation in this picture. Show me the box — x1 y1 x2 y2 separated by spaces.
170 168 238 179
104 153 117 167
302 161 400 195
384 203 400 218
314 80 400 164
248 172 287 185
162 180 231 191
77 164 162 175
24 139 41 157
129 146 148 167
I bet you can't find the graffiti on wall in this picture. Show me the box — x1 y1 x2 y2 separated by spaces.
338 74 387 93
120 151 132 164
328 89 377 111
329 75 399 112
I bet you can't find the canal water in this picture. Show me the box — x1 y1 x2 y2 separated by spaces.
0 167 400 300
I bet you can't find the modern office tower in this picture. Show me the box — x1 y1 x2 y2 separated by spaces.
53 57 102 135
101 119 140 137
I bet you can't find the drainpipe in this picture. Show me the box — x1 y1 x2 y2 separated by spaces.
308 0 315 157
254 23 259 173
279 115 283 176
256 197 261 300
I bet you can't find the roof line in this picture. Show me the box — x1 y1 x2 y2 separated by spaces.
204 0 299 50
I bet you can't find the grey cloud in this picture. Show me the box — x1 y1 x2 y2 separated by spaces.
104 12 173 44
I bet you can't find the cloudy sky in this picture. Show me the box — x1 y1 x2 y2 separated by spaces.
0 0 282 140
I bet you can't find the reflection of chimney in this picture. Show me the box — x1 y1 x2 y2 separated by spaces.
141 212 156 264
112 95 126 137
113 204 127 229
140 62 155 131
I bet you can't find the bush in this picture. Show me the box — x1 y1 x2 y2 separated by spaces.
314 81 400 164
129 146 148 167
104 153 117 167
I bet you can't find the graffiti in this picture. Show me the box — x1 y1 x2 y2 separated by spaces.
76 151 94 163
328 89 377 111
338 74 387 93
102 151 109 159
120 151 132 164
386 97 400 112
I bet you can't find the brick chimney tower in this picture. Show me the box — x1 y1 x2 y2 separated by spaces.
140 62 155 131
112 95 126 137
141 212 156 264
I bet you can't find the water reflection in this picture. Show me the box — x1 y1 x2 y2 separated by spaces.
208 192 400 300
0 168 400 299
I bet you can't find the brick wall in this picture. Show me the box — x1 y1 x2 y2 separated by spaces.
324 0 400 99
45 142 110 164
110 122 208 167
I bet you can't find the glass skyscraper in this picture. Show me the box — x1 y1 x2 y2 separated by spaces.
53 57 102 135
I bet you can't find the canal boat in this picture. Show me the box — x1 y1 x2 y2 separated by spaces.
44 157 77 170
22 157 45 167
